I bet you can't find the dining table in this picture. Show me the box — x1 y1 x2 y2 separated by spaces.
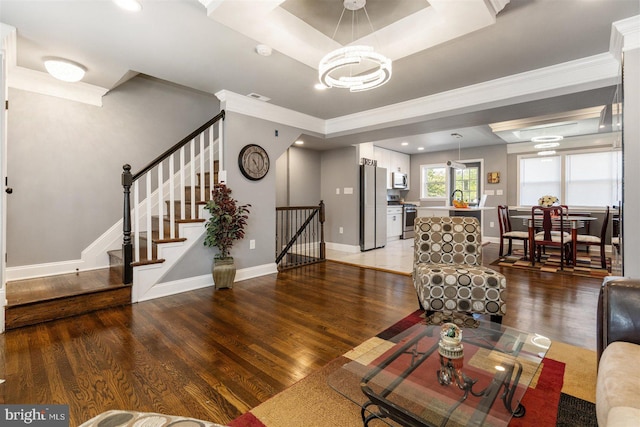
510 214 597 267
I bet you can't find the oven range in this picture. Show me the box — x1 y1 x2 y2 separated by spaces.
387 195 417 240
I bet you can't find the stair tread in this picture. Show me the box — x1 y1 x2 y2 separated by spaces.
6 268 128 307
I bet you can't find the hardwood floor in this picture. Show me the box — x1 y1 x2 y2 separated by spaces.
0 244 603 426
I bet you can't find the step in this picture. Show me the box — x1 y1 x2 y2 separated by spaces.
197 170 218 187
5 269 131 330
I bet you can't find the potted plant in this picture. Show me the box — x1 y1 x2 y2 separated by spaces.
203 183 251 289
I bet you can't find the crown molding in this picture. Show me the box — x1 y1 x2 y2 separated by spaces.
8 66 108 107
611 15 640 61
215 90 325 134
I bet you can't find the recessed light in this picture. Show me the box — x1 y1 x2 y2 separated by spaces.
44 58 86 82
255 44 272 57
531 135 563 143
417 147 424 151
537 150 556 156
295 140 304 145
533 142 560 149
401 142 409 146
113 0 142 12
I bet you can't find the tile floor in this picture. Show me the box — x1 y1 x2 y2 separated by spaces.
325 238 414 274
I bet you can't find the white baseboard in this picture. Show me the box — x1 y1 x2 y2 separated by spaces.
235 262 278 282
136 262 277 303
326 242 361 253
137 274 213 302
6 259 109 282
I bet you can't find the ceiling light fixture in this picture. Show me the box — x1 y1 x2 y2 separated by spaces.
533 142 560 149
537 150 557 156
113 0 142 12
44 58 86 82
295 140 304 145
531 135 563 143
255 44 272 57
318 0 392 92
447 134 466 169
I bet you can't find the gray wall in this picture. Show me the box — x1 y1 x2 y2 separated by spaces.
7 76 219 266
320 146 360 246
275 146 322 207
408 144 508 238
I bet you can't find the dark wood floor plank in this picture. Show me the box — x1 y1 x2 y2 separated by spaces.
1 246 603 426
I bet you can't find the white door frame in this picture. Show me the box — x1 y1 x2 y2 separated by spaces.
0 49 7 333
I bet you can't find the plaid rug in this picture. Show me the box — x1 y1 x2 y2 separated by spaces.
490 248 610 278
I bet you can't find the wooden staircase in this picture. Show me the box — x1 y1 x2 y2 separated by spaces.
5 170 217 330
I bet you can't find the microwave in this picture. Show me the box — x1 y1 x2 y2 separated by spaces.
392 172 408 189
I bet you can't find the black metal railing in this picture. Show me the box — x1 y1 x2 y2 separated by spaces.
121 111 225 284
275 201 325 271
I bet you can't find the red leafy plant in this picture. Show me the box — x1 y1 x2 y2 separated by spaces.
203 184 251 259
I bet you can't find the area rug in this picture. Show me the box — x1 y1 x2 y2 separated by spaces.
230 310 597 427
490 248 610 279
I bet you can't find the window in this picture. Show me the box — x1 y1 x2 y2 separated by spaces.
451 163 480 205
565 151 622 206
420 165 447 199
518 149 621 207
519 156 562 206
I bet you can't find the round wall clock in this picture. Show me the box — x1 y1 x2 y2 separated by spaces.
238 144 270 181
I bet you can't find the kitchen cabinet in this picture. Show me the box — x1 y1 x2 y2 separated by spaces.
387 206 403 240
374 147 410 189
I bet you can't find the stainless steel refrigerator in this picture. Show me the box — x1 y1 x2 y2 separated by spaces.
360 164 387 251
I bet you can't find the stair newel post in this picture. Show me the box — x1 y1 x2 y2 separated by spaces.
122 164 133 284
319 200 325 259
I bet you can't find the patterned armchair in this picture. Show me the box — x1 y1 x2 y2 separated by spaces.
412 216 507 325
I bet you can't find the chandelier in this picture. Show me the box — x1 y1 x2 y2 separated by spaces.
318 0 392 92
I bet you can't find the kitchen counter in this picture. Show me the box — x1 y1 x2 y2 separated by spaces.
418 206 493 211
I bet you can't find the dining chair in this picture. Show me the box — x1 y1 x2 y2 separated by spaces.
497 205 529 257
531 205 573 269
575 206 610 269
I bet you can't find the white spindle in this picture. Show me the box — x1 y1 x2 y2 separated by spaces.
218 119 224 180
190 140 196 219
157 163 164 240
134 180 140 263
146 174 152 260
169 154 175 239
199 133 205 202
209 125 214 191
180 147 185 220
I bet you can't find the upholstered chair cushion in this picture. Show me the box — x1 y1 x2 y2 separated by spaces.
502 230 529 239
413 216 507 318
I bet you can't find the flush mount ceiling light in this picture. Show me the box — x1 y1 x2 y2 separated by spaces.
537 150 557 156
533 142 560 149
44 58 86 82
113 0 142 12
531 135 563 143
318 0 392 92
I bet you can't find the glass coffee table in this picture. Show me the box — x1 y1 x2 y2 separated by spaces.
328 320 551 427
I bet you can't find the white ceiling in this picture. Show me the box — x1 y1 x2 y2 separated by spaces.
0 0 638 154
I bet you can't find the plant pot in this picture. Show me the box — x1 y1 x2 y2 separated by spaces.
213 257 236 290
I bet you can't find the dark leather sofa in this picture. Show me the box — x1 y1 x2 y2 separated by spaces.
595 278 640 426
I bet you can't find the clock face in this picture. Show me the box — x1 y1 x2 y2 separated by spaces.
239 144 270 181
